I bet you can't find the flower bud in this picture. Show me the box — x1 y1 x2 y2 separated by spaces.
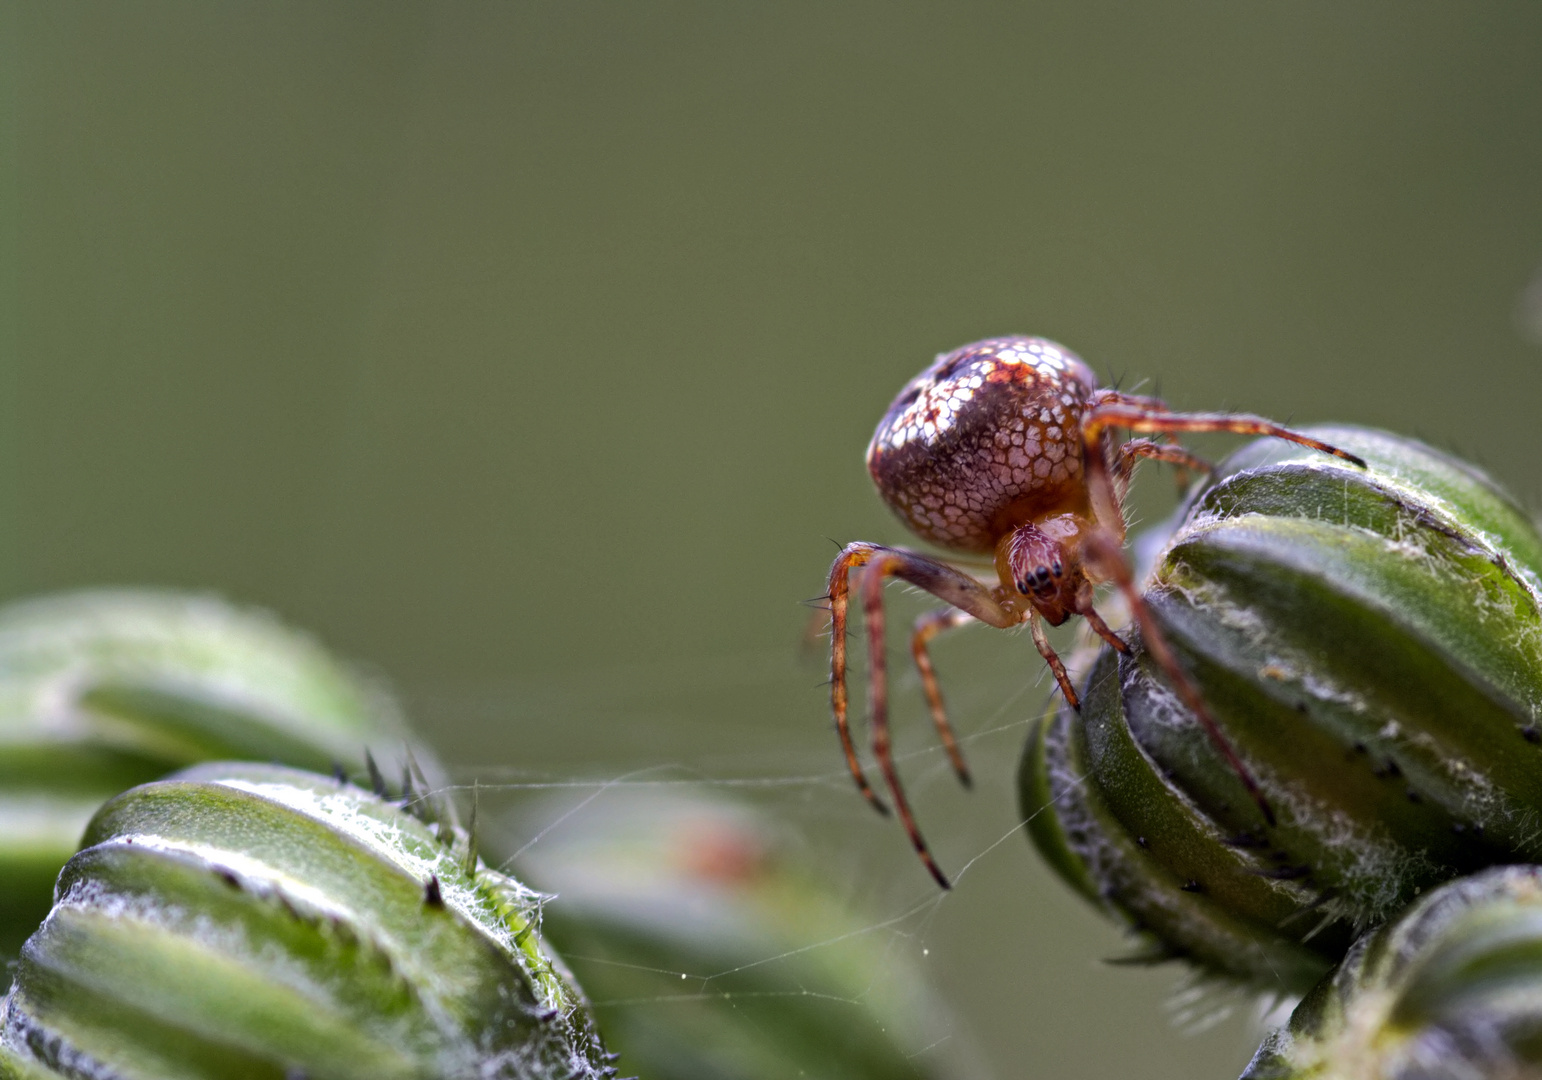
1244 864 1542 1079
0 589 433 954
0 762 609 1079
1021 427 1542 992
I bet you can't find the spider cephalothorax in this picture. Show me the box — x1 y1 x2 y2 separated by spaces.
826 335 1364 888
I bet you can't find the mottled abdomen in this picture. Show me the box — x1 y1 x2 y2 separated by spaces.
866 337 1098 553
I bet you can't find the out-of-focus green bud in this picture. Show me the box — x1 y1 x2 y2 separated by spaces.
1244 864 1542 1079
1021 427 1542 992
517 791 987 1080
0 589 433 954
0 762 609 1080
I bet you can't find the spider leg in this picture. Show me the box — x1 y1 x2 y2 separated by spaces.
828 542 1020 889
911 608 975 788
826 553 887 816
1086 396 1367 471
1027 610 1081 708
1078 432 1279 828
1079 604 1132 658
1115 437 1214 497
1118 439 1213 475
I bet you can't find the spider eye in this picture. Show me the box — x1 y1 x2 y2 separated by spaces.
1051 561 1063 577
1020 565 1060 598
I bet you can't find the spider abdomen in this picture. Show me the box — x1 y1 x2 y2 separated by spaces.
866 336 1098 553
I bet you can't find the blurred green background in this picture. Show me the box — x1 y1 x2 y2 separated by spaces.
7 4 1542 1077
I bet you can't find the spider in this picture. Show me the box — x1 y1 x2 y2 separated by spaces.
825 336 1365 888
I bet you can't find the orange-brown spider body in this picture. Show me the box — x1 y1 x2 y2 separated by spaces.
827 336 1364 888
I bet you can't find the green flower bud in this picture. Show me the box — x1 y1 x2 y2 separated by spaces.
0 762 609 1080
0 589 434 955
519 792 985 1080
1021 427 1542 992
1244 864 1542 1079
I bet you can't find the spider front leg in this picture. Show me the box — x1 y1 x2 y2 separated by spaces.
1089 393 1367 471
827 542 1021 889
1027 609 1083 707
1079 507 1278 828
1077 397 1365 829
1089 394 1362 528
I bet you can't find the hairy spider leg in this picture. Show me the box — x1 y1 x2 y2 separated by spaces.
1079 604 1133 659
1078 396 1366 829
827 542 1021 888
911 607 976 787
1089 393 1366 476
1114 437 1214 497
915 594 1087 751
913 589 1100 775
1026 609 1081 706
826 553 887 816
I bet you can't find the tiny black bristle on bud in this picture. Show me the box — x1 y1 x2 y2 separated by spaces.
331 761 348 785
463 782 480 877
400 762 416 806
1104 941 1187 966
364 750 389 798
406 746 456 831
423 874 444 909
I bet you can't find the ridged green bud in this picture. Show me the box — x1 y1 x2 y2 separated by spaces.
0 590 431 954
0 762 609 1080
1244 864 1542 1079
1021 427 1542 992
519 792 985 1080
